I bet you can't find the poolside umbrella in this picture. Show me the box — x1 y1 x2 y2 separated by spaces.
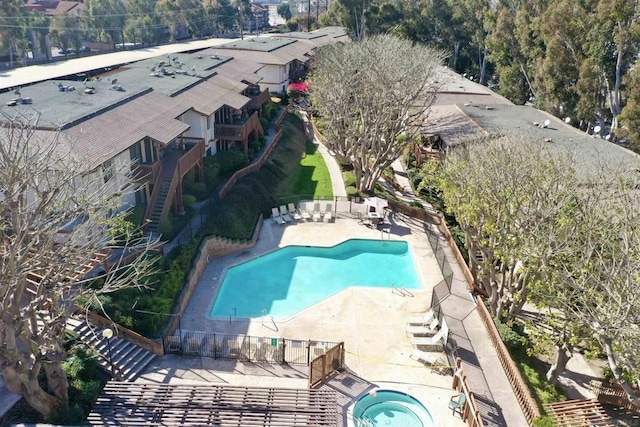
364 196 388 213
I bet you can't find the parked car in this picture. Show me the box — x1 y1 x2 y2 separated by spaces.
78 46 91 53
58 48 74 55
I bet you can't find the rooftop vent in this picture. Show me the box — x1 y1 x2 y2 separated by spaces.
55 82 76 92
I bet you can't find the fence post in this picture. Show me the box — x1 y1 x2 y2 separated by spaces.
281 337 286 364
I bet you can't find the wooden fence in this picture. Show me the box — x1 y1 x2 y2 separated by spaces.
309 342 345 388
217 105 289 201
476 298 541 424
452 358 485 427
590 380 640 412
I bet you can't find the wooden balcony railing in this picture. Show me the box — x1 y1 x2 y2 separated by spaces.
135 161 161 185
143 162 164 224
247 88 271 110
214 111 263 142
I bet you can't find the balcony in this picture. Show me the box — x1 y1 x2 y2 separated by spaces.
246 88 271 111
214 112 265 155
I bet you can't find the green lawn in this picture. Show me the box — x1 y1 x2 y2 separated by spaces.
275 115 333 200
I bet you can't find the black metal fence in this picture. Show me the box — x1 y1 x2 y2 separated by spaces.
163 331 339 366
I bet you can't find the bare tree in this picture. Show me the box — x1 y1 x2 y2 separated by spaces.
309 34 445 193
0 113 159 418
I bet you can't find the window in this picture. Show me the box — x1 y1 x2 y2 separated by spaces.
102 159 114 183
206 115 211 130
129 142 142 163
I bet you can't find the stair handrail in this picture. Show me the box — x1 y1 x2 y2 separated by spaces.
143 161 164 226
76 308 164 356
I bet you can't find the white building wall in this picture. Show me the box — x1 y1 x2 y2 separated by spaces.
182 110 204 139
258 63 290 93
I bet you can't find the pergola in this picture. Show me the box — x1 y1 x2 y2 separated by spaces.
88 382 338 426
545 399 614 426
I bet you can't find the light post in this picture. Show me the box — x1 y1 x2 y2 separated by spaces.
102 328 115 378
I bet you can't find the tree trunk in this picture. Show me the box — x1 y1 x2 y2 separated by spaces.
44 361 69 401
603 339 640 408
546 343 571 385
2 366 62 418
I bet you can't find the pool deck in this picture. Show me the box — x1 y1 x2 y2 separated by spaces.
139 215 468 427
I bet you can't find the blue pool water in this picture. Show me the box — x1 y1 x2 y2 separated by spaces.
210 239 421 318
351 390 434 427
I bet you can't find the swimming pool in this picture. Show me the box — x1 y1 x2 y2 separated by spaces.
210 239 421 318
350 389 435 427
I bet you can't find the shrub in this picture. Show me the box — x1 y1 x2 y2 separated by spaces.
532 416 556 427
260 116 269 132
249 138 261 152
493 316 528 355
263 104 278 120
343 171 356 187
213 151 247 176
346 186 358 198
126 204 146 226
183 194 196 207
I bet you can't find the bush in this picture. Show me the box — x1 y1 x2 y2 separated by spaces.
532 416 556 427
260 116 269 132
249 138 261 152
126 204 146 226
263 104 278 120
493 316 528 355
213 151 247 176
343 171 356 187
183 194 196 207
48 340 109 424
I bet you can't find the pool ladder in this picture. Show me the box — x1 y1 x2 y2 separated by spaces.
261 308 278 331
392 282 414 297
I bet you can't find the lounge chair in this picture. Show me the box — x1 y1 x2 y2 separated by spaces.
279 205 293 223
406 317 439 336
323 203 333 222
312 202 322 221
406 309 435 326
301 208 312 221
287 203 302 221
271 207 285 225
411 318 448 350
409 349 444 367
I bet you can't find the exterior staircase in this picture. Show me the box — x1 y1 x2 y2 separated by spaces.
66 317 156 381
146 176 173 234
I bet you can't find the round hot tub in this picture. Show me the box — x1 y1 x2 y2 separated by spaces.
350 389 435 427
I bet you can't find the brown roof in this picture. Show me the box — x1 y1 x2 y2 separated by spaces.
216 39 317 66
63 92 190 168
174 79 249 116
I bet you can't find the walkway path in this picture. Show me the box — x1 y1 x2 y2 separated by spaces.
388 158 526 426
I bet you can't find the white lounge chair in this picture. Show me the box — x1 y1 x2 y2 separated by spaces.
323 203 333 222
271 207 285 225
409 349 444 366
279 205 292 223
301 208 312 221
411 318 448 350
406 317 439 336
312 202 322 221
406 309 435 326
288 203 302 221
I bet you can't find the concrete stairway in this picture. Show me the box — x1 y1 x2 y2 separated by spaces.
66 317 156 381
